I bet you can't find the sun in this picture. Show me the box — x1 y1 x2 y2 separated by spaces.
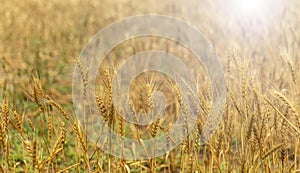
235 0 267 17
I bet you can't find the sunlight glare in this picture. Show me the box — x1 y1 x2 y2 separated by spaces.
236 0 266 17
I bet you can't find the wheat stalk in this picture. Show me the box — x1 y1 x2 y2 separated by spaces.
281 50 296 84
48 99 69 121
1 102 9 132
96 95 109 123
75 58 89 99
24 138 39 169
13 111 22 132
151 118 160 138
73 122 87 153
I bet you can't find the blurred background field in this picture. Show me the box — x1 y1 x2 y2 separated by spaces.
0 0 299 172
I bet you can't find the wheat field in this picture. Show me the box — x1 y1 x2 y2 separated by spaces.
0 0 300 172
